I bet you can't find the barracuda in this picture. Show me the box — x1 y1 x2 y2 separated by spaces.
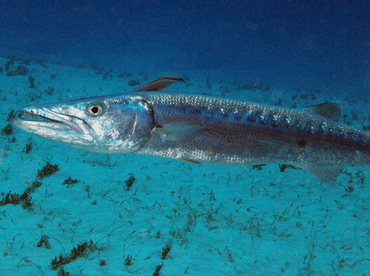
13 78 370 183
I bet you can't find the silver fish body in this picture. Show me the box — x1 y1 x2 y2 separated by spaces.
13 79 370 183
138 93 370 182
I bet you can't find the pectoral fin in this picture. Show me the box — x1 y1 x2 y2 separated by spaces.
153 124 203 142
181 158 201 164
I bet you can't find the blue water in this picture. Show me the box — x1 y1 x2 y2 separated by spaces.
1 1 369 95
0 1 369 275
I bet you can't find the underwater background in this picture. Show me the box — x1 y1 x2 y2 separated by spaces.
0 0 369 275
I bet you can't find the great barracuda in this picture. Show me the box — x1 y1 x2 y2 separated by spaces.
13 78 370 183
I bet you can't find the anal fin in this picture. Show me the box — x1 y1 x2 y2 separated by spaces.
306 166 343 184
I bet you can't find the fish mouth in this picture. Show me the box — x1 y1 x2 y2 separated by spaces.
13 107 90 135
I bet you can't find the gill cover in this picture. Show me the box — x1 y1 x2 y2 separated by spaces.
87 96 156 153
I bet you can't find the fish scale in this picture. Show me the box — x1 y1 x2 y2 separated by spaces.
141 92 368 149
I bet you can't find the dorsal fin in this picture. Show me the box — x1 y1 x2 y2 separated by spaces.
306 102 342 122
134 77 185 92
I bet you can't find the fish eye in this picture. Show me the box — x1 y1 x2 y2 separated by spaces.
85 103 106 117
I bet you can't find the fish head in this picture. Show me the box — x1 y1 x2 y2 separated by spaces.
13 95 156 153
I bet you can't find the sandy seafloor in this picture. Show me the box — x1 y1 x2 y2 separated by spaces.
0 56 369 276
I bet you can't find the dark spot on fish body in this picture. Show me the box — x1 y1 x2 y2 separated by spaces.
303 122 313 134
324 129 337 140
202 106 219 119
210 109 229 119
234 111 242 120
297 139 307 148
355 135 365 144
270 114 281 127
187 105 200 116
284 117 295 129
340 132 353 143
259 114 268 125
254 110 262 120
292 119 306 132
313 124 326 136
246 111 256 123
220 110 229 119
335 131 345 140
315 125 325 136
